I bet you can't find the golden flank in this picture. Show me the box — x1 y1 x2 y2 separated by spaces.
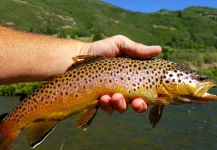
0 56 216 150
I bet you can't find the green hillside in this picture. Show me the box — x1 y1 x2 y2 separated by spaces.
0 0 216 47
0 0 217 95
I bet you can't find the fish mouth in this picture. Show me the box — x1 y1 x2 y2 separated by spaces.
189 82 217 103
194 82 217 102
175 82 217 104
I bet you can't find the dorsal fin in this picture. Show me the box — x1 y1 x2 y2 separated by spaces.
26 121 57 148
72 55 95 63
67 55 105 71
76 103 99 130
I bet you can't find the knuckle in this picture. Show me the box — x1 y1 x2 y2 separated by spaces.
113 34 126 39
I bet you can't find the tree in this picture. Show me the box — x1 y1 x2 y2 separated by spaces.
29 26 34 32
177 11 183 18
214 37 217 48
45 24 54 35
162 46 174 60
58 29 67 38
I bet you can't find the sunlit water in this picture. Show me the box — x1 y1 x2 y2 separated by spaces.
0 89 217 150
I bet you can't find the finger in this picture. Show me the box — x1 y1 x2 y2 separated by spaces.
110 93 127 112
124 43 162 58
114 35 162 58
133 45 162 58
99 95 114 114
131 98 148 113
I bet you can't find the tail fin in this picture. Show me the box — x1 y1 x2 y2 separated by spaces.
0 114 19 150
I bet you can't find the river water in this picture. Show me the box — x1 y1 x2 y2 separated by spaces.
0 89 217 150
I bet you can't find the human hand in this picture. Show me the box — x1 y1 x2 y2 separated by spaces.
85 35 162 114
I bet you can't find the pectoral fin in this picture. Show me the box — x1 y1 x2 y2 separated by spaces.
76 103 99 130
26 121 57 148
149 105 164 128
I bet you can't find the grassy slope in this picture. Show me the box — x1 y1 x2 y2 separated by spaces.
0 1 216 47
0 0 217 95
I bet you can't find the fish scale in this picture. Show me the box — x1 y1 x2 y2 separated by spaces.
0 56 216 150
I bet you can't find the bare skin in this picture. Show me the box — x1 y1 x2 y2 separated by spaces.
0 26 162 114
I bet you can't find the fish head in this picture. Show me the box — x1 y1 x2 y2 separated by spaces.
161 62 217 103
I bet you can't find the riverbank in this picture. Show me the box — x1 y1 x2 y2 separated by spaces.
0 82 42 96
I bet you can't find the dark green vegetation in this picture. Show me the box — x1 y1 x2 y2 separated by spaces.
0 0 216 95
0 82 42 96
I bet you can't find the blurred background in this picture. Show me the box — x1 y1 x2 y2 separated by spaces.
0 0 217 150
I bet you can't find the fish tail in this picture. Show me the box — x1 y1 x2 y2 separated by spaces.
0 114 20 150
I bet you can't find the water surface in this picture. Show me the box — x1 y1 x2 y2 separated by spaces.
0 89 217 150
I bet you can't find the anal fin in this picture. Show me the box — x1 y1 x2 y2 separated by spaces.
26 121 57 148
76 103 99 130
149 105 164 128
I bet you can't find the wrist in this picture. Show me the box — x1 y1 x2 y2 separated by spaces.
70 40 92 57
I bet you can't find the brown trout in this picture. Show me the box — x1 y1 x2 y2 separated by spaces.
0 56 216 149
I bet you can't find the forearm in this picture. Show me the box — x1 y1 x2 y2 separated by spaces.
0 26 88 84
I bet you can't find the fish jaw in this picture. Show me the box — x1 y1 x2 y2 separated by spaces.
176 82 217 103
194 82 217 102
200 92 217 101
194 82 216 97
